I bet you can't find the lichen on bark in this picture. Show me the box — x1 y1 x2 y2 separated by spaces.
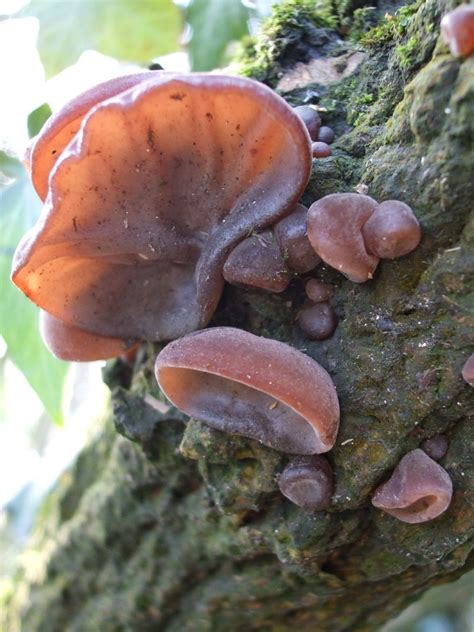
1 0 473 630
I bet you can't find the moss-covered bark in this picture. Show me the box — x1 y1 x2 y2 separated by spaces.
1 0 473 630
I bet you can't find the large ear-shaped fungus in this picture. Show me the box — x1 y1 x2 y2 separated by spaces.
223 230 290 292
278 455 334 510
372 449 453 523
307 193 379 282
40 311 136 362
12 74 312 342
155 327 339 454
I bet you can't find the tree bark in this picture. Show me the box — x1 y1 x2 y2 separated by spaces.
2 0 473 630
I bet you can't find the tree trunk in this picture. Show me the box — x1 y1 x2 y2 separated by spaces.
2 0 473 630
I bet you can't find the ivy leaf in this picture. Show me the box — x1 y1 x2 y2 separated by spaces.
187 0 250 71
20 0 183 78
0 151 68 424
27 102 52 138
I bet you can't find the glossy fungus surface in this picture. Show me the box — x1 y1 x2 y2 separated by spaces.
317 126 335 144
362 200 421 259
311 141 332 158
12 73 312 342
297 303 337 340
441 5 474 58
307 193 379 282
40 311 135 361
461 354 474 386
305 279 334 303
293 106 321 140
155 327 340 454
372 449 453 523
223 230 290 292
420 435 449 462
274 204 321 273
278 455 334 510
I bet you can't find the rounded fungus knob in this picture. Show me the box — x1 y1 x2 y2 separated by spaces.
372 449 453 524
223 230 290 293
40 311 136 361
317 126 336 145
361 200 421 259
297 303 337 341
461 354 474 386
311 141 332 158
12 73 312 343
274 204 321 274
293 106 321 140
420 434 449 462
305 279 334 303
278 455 334 510
441 5 474 58
307 193 379 282
155 327 340 454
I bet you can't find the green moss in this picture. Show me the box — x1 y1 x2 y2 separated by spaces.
360 3 420 48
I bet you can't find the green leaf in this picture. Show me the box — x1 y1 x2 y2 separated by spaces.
27 102 52 138
20 0 183 78
0 151 68 424
187 0 250 71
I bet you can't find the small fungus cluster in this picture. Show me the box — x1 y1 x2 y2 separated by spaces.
12 65 462 524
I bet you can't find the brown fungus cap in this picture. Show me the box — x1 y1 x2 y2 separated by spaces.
372 449 453 524
12 73 312 342
441 5 474 58
297 302 337 341
29 72 158 201
155 327 340 454
278 455 334 511
223 230 290 293
293 106 321 140
305 279 334 303
274 204 320 274
307 193 379 282
40 311 137 362
361 200 421 260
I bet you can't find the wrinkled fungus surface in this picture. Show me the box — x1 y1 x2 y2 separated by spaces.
13 73 312 342
155 327 340 454
307 193 379 282
441 5 474 58
278 455 334 510
372 449 453 524
40 311 135 362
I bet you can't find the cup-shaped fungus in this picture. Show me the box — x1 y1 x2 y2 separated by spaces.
40 311 136 362
361 201 421 259
155 327 339 454
441 5 474 58
274 204 321 274
278 455 334 510
372 449 453 523
307 193 379 282
12 73 312 343
223 230 290 292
